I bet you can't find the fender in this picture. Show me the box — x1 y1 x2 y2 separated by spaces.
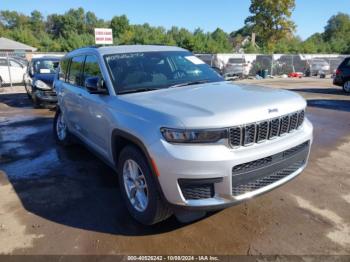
111 129 169 203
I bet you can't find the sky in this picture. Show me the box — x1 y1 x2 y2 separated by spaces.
1 0 350 40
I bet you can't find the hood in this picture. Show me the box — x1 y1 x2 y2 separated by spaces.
33 73 56 87
119 81 306 128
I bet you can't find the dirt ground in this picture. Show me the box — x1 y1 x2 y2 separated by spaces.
0 78 349 255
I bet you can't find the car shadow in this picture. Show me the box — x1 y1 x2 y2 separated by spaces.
1 116 204 236
0 92 32 108
307 99 350 112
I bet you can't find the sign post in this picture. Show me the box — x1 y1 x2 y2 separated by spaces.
94 28 113 45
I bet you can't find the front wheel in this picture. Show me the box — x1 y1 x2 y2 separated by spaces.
343 81 350 93
118 145 172 225
53 109 73 146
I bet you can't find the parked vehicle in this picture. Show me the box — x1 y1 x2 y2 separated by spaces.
309 59 330 76
223 57 252 78
333 57 350 93
54 45 313 225
0 57 27 87
24 56 60 107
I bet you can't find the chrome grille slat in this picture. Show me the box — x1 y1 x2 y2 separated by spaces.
229 110 305 148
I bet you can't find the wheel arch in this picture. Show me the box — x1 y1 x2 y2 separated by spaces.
111 129 168 201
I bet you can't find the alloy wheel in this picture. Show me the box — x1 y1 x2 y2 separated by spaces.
122 159 149 212
56 112 67 141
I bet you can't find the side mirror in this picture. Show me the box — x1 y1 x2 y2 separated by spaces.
84 76 108 94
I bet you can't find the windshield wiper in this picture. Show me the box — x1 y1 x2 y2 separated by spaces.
168 79 211 89
118 87 160 95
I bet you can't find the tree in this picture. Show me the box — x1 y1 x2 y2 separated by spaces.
324 13 350 53
245 0 296 52
30 10 45 34
110 15 130 41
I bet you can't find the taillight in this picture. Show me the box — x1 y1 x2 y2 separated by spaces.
336 69 342 75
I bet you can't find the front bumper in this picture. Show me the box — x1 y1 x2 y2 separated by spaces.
149 118 313 210
34 89 57 103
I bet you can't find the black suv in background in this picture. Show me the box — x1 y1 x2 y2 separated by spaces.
24 56 61 107
333 57 350 93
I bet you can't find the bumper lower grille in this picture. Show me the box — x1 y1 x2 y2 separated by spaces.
229 110 305 148
178 178 222 200
232 141 310 196
232 160 304 196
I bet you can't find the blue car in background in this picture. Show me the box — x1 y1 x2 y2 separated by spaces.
24 56 61 108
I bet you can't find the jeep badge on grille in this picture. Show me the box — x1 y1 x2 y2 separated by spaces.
268 108 279 113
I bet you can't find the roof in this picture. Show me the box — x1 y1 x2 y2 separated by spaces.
31 56 62 61
0 37 37 52
67 45 186 57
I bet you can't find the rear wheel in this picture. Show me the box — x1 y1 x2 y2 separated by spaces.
118 145 172 225
53 108 73 146
343 81 350 93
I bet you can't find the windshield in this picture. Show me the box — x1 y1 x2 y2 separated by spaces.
33 60 59 74
105 51 224 94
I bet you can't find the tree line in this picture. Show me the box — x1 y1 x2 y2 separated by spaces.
0 1 349 54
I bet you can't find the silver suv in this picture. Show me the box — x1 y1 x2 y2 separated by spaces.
53 45 313 225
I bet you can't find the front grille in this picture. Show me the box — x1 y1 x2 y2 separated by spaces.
257 121 269 142
243 124 256 145
229 110 305 148
232 160 304 196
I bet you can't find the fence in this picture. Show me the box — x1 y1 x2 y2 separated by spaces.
196 53 349 78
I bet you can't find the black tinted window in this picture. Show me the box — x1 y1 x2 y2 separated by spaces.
83 55 103 84
343 58 350 68
68 56 85 86
0 59 8 66
59 59 70 81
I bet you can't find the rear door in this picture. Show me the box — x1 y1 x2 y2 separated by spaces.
60 55 86 136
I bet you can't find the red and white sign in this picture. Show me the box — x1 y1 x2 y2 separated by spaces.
94 28 113 45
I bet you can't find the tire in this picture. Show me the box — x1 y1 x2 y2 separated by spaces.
343 81 350 94
24 84 32 100
53 108 73 146
118 145 172 225
32 94 41 108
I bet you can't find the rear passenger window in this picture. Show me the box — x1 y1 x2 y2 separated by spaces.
68 56 85 86
0 59 7 66
83 55 103 84
59 59 69 81
345 59 350 67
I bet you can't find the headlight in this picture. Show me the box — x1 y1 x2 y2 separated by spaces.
160 128 227 143
34 80 51 90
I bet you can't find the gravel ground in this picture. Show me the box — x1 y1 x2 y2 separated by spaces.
0 78 349 256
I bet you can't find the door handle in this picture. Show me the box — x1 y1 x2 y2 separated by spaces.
78 93 83 98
